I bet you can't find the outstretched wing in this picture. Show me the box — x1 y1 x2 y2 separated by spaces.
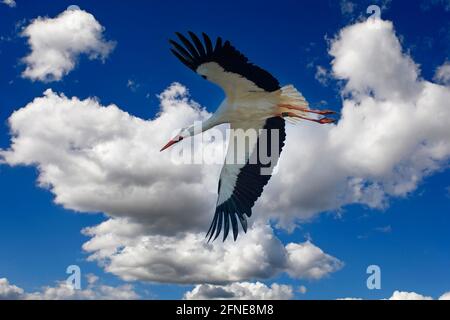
169 32 280 97
206 117 286 241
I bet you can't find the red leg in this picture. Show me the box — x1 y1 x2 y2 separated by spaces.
279 104 337 115
277 112 336 124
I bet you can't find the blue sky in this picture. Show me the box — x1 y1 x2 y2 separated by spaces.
0 0 449 300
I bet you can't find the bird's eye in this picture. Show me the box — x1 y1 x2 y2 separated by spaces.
201 75 207 79
178 136 184 141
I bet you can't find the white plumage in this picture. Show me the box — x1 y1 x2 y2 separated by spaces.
161 32 336 241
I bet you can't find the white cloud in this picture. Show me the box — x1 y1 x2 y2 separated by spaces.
298 285 307 294
26 282 139 300
389 290 433 300
3 18 450 286
1 84 214 236
2 0 16 7
0 83 342 284
314 65 331 85
0 278 25 300
258 19 450 229
82 221 342 284
86 273 99 285
439 292 450 300
0 276 139 300
184 282 293 300
331 21 421 101
340 290 450 300
285 241 343 279
21 6 115 82
434 62 450 85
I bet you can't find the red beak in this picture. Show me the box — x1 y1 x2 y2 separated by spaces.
160 136 182 152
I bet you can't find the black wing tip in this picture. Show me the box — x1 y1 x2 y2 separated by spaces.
174 32 187 45
170 32 231 76
170 49 195 70
206 203 250 242
215 37 223 48
187 31 198 42
174 31 184 38
170 31 280 91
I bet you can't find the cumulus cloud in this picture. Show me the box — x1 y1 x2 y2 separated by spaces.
341 290 450 300
0 278 25 300
0 83 342 284
20 6 115 82
26 282 139 300
285 242 343 279
3 18 450 285
82 221 342 284
434 62 450 85
438 292 450 300
1 84 215 236
258 19 450 228
0 276 138 300
184 282 293 300
388 290 433 300
2 0 16 7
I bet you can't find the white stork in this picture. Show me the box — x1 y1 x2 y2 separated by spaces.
161 32 336 241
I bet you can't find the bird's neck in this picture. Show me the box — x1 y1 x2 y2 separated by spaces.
185 114 222 137
203 114 223 131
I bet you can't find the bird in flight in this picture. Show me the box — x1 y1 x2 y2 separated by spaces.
161 32 336 241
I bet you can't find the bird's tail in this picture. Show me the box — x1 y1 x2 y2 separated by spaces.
277 85 310 124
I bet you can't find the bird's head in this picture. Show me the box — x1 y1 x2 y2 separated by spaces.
160 125 194 152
